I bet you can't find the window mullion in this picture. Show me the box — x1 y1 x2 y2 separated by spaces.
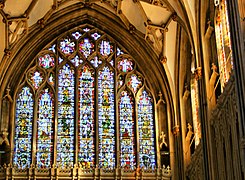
32 92 38 167
95 69 99 168
135 95 139 168
74 67 79 165
53 53 59 167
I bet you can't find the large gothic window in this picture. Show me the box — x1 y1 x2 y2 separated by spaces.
13 25 156 170
215 0 233 91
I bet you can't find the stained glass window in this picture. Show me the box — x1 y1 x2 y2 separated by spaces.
138 90 156 169
39 54 55 69
78 65 95 168
98 66 115 169
57 64 75 167
14 25 158 171
119 91 136 169
28 70 43 89
14 87 33 168
215 0 233 91
37 88 54 168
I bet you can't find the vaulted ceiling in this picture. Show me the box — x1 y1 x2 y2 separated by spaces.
0 0 197 95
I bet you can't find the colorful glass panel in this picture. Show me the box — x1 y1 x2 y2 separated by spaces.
57 64 75 167
98 66 115 169
48 73 55 86
72 31 82 40
117 47 124 56
99 40 113 57
119 91 136 169
14 87 33 168
83 28 90 32
78 65 95 168
91 32 101 40
127 74 143 93
118 58 134 73
138 91 156 169
39 54 55 69
79 38 94 58
59 38 75 55
70 55 83 67
28 70 43 89
37 88 54 168
49 44 56 53
117 75 124 89
90 56 102 68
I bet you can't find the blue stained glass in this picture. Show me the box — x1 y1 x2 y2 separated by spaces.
57 64 75 167
14 87 33 168
59 38 75 55
98 66 115 169
29 70 43 89
90 56 102 68
99 40 113 57
127 74 143 93
70 55 83 67
138 91 156 169
79 38 94 58
72 31 82 40
78 65 95 168
37 88 54 168
91 32 101 40
118 58 134 73
119 91 136 169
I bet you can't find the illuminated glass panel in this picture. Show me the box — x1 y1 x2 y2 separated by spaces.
119 91 136 169
72 31 82 40
48 73 55 86
191 78 201 147
59 38 75 55
70 55 83 67
14 87 33 168
89 56 102 68
78 65 95 168
39 54 55 69
98 66 115 169
118 58 134 73
99 40 113 57
57 64 75 167
127 74 143 93
79 38 94 58
138 90 156 169
37 88 54 168
117 47 124 56
117 75 124 89
49 44 56 53
91 32 101 40
28 70 43 89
